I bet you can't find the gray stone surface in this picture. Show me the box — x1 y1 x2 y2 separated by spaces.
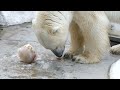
0 11 35 26
0 12 6 26
0 23 120 79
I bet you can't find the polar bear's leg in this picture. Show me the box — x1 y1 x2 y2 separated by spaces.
64 21 85 59
111 44 120 55
72 11 110 64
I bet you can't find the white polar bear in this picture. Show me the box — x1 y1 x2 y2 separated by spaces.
32 11 120 64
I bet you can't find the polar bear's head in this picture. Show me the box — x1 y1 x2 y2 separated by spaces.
32 11 72 57
35 25 69 57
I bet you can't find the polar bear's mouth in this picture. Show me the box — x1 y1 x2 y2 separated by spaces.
51 46 65 57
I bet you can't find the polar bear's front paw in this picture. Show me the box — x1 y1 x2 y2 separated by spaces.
72 55 88 64
111 49 120 55
63 52 73 59
72 55 100 64
110 45 120 55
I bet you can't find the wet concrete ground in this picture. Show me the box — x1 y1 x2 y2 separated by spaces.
0 23 120 79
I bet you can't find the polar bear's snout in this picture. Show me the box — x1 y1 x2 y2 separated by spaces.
51 46 65 57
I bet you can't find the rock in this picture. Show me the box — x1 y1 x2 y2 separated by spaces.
0 11 35 26
109 59 120 79
18 44 37 64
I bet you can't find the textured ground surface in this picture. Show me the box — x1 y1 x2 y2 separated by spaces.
0 23 120 79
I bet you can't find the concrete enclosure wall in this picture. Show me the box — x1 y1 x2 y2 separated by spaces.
0 11 35 26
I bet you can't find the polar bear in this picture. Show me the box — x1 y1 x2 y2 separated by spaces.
32 11 120 64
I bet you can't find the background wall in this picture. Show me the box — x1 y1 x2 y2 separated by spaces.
0 11 35 26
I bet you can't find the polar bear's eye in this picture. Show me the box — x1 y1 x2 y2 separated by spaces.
53 29 59 34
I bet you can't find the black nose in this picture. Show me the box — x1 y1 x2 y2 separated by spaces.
52 49 64 57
